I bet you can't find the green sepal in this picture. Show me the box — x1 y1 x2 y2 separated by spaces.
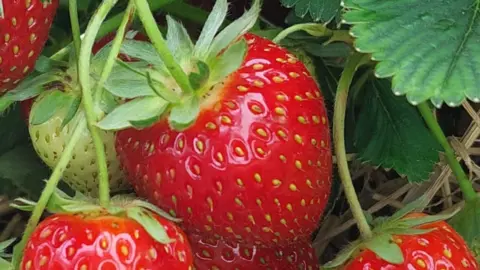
363 234 404 264
0 258 10 269
103 61 158 98
129 199 181 223
0 72 64 102
166 15 194 61
209 39 247 85
60 96 81 128
206 0 262 63
97 96 168 130
0 238 15 258
146 72 181 103
189 61 210 90
129 114 163 129
194 0 228 59
99 91 120 114
34 55 69 73
120 40 165 68
397 207 461 228
126 207 174 244
30 90 76 125
388 194 431 222
322 239 361 268
168 95 200 131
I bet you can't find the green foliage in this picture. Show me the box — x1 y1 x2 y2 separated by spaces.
280 0 341 23
342 0 480 107
353 78 442 183
450 197 480 259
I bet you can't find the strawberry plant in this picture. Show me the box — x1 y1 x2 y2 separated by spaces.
0 0 479 269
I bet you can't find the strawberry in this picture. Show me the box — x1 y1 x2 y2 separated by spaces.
110 0 332 247
24 30 147 197
0 0 59 95
324 210 478 269
16 192 194 270
188 233 320 269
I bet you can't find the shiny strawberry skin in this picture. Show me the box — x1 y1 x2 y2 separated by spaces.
344 213 478 269
116 33 333 246
20 213 193 270
188 233 320 270
0 0 59 95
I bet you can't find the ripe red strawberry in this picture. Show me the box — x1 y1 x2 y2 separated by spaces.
188 233 320 269
18 193 194 270
0 0 59 95
327 212 478 269
114 10 332 247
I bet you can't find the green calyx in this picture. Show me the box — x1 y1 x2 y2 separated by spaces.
322 195 462 269
12 188 180 245
97 0 262 132
0 238 15 268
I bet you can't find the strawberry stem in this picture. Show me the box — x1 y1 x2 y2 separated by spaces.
333 52 373 240
272 23 353 44
93 2 136 104
78 0 119 207
133 0 195 94
69 0 82 60
417 102 478 202
11 118 88 269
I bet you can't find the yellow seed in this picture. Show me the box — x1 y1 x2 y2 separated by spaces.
28 17 34 26
237 85 248 92
251 104 262 113
237 178 244 186
23 66 30 74
265 214 272 222
274 107 286 116
295 160 303 169
248 215 255 224
235 147 245 156
277 130 287 138
276 94 287 101
288 58 298 64
205 122 217 130
40 229 52 239
280 219 287 225
272 76 284 83
274 198 280 206
322 116 327 124
39 255 48 266
306 92 314 99
254 173 262 183
306 179 313 188
227 212 234 221
253 64 264 70
462 259 470 267
80 265 87 270
311 139 317 146
68 247 75 257
272 179 282 186
4 34 10 42
294 95 303 101
169 209 176 217
196 141 204 152
30 33 36 43
13 45 19 55
205 225 212 231
294 134 303 144
276 58 287 63
256 128 267 137
221 116 232 124
0 57 2 64
121 245 129 256
312 115 320 124
297 116 307 124
207 197 214 210
11 17 17 26
286 204 293 211
206 215 213 223
289 72 300 78
416 259 426 268
256 199 262 206
289 184 298 192
24 261 32 270
443 249 452 258
245 227 252 232
216 152 224 162
235 197 243 206
253 80 264 87
301 199 306 206
279 155 287 162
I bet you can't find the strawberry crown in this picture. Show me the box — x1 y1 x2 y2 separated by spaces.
95 0 262 132
323 194 461 268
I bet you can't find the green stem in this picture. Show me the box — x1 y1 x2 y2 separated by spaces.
273 23 331 43
69 0 82 60
78 0 118 207
50 0 175 62
333 52 373 240
133 0 194 94
12 118 87 270
417 102 478 202
93 1 136 104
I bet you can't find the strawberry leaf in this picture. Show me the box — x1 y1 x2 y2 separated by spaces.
364 234 404 264
0 72 64 103
30 90 76 125
449 197 480 256
97 96 168 130
0 238 15 254
281 0 341 22
342 0 480 106
209 39 247 84
353 78 442 183
126 207 173 244
168 95 200 131
193 0 228 59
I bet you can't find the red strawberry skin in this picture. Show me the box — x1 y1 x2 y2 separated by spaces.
188 233 320 270
116 33 333 246
0 0 59 94
20 213 193 270
344 213 478 269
